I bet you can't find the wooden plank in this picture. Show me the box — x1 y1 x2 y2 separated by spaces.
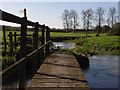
1 9 21 24
28 51 90 89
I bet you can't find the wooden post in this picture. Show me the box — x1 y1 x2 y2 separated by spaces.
24 8 27 18
39 27 45 65
20 17 27 59
33 22 38 50
19 63 26 89
32 54 38 76
3 25 7 51
45 27 50 57
9 32 13 56
41 27 45 46
14 32 17 50
33 23 38 69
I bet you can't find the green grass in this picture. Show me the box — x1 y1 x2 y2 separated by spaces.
50 31 95 37
68 33 120 56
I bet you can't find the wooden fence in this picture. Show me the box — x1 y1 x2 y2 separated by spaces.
0 9 51 89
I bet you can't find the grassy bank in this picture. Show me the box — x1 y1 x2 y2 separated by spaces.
62 33 120 56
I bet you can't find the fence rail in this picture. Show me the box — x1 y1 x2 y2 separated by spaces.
0 9 46 28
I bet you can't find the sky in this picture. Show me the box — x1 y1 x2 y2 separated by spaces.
0 1 119 29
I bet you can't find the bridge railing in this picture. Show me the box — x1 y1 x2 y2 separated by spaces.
0 40 51 89
0 9 51 89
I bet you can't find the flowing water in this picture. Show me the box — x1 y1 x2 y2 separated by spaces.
83 55 119 88
53 42 75 49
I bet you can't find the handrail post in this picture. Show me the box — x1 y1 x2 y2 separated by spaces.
45 27 50 57
32 54 38 76
41 27 45 59
20 17 27 59
32 32 38 75
19 17 27 89
19 63 26 89
33 22 38 50
41 27 45 46
3 25 7 51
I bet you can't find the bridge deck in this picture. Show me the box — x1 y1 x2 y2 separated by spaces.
28 51 90 89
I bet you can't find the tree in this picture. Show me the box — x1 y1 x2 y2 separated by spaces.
81 9 93 37
70 10 79 33
107 7 117 28
95 7 105 34
61 9 79 32
61 9 71 32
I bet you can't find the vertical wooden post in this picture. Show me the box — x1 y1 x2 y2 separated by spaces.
19 63 26 89
33 22 38 50
24 8 27 18
3 25 7 51
9 32 13 56
33 22 38 70
20 17 27 59
45 27 50 57
32 54 38 76
14 32 17 50
41 27 45 46
39 27 45 65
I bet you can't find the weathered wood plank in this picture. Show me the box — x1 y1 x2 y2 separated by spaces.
28 51 90 89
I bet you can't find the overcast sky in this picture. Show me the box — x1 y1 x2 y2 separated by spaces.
0 1 119 29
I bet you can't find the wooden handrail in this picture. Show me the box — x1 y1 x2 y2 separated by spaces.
0 40 51 80
0 9 48 29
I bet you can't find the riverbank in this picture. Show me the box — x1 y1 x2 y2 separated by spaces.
59 33 120 56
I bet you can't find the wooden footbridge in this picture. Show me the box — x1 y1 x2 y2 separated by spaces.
28 51 90 89
0 9 90 90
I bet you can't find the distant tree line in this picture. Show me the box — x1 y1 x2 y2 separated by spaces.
61 7 119 36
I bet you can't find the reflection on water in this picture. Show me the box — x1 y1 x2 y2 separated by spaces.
83 55 119 88
53 42 75 49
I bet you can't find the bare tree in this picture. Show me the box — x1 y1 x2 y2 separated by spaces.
61 9 71 32
70 10 79 33
95 7 105 34
107 7 117 28
81 9 93 37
